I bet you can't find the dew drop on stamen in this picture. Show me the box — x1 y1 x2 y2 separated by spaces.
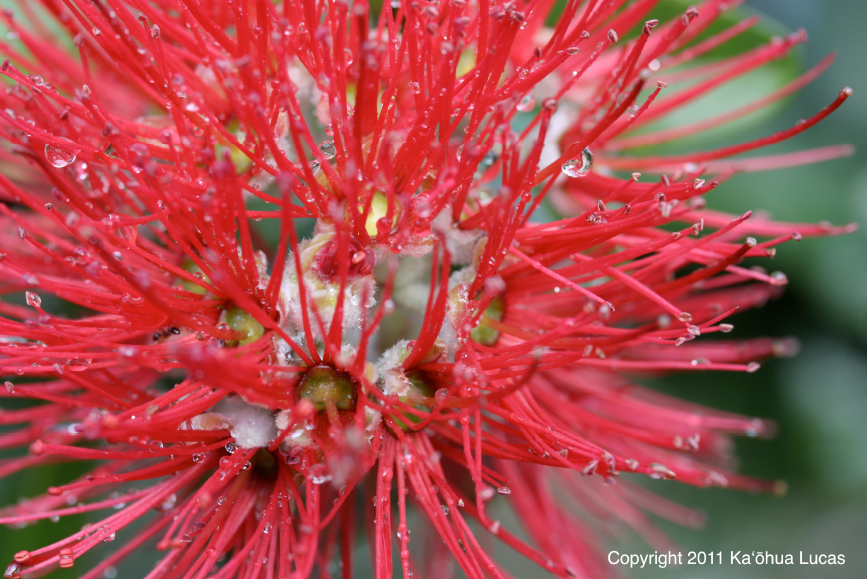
561 148 593 178
410 81 421 94
649 463 676 480
746 418 765 437
318 141 337 159
66 357 92 369
516 94 535 112
309 160 320 176
25 292 40 307
496 486 511 495
5 563 22 579
45 144 76 168
770 271 788 285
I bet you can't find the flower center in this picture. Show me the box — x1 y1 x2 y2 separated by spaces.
194 213 504 450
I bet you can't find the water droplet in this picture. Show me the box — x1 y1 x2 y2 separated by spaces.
410 82 421 94
5 563 22 579
496 486 511 495
561 148 593 178
649 463 676 480
45 144 76 168
440 504 449 516
318 141 337 159
66 357 92 369
435 388 449 401
25 292 41 307
516 95 535 112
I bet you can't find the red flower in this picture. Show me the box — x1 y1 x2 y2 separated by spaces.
0 1 855 578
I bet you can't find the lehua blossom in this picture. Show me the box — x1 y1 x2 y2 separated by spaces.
0 0 856 578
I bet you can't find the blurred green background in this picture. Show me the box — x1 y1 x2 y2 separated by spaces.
1 0 865 578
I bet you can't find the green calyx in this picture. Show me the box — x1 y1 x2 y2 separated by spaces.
298 365 357 411
180 258 210 295
225 307 265 346
470 295 504 346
